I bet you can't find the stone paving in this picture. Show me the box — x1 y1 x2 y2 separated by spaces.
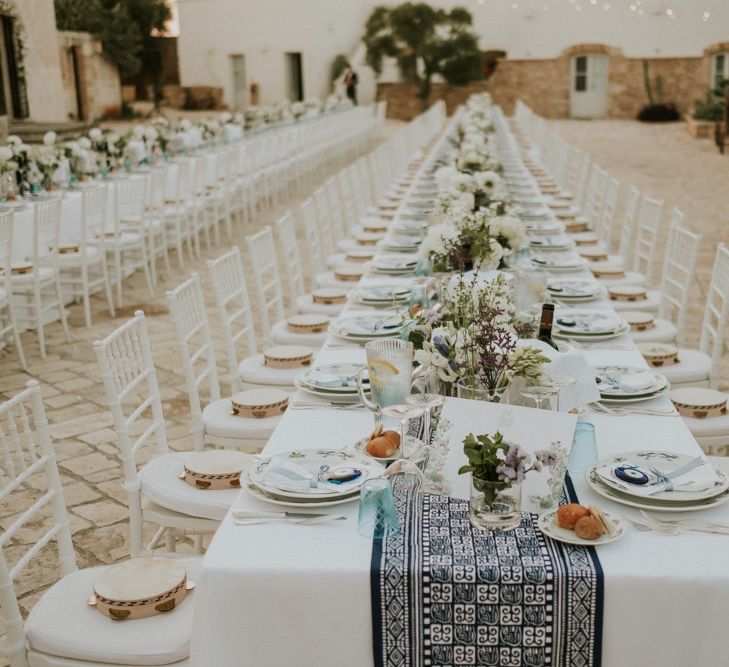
0 118 728 656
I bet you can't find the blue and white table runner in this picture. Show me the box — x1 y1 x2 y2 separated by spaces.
371 477 604 667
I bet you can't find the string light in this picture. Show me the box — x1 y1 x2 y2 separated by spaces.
474 0 715 21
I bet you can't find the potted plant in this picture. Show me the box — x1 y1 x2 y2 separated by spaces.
458 431 556 530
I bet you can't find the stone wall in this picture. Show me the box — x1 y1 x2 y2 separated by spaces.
58 32 122 121
377 43 724 120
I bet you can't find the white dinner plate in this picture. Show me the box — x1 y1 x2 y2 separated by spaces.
243 480 361 508
593 366 668 398
591 451 729 503
248 449 384 501
296 363 363 394
586 468 729 512
555 310 625 334
538 508 625 546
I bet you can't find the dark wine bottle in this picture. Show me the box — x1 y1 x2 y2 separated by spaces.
537 303 559 350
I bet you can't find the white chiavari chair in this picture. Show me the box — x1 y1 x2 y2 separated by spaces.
597 176 620 250
312 186 335 259
246 226 329 348
632 195 665 284
325 177 346 243
207 246 309 391
190 155 211 255
106 173 154 307
275 212 345 317
616 186 641 266
0 211 26 369
657 242 729 391
57 183 115 327
9 198 70 359
300 198 324 287
93 311 227 555
167 273 281 453
164 156 195 268
144 163 172 288
629 224 702 345
0 380 199 667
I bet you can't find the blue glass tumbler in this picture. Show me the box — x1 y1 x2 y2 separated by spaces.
357 478 400 539
568 421 598 477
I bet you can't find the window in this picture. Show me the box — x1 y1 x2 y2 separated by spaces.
713 53 728 89
574 55 588 92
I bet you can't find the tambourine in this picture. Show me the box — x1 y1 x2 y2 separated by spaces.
263 345 313 369
231 389 289 419
179 450 250 489
286 314 330 334
88 557 194 621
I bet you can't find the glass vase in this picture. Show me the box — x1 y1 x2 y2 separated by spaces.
456 382 510 404
469 478 522 531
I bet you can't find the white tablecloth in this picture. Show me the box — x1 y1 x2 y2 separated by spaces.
189 120 729 667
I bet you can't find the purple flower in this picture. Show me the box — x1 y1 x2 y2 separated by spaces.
535 449 558 467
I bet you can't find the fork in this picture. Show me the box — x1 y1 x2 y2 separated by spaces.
640 511 729 534
590 403 678 417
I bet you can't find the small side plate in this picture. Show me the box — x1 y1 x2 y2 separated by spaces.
538 508 625 546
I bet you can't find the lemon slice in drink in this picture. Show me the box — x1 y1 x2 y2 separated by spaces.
368 359 400 387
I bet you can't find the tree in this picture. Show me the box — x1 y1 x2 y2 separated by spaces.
55 0 170 83
363 3 483 105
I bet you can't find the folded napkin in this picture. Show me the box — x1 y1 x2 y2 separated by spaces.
307 370 356 389
597 462 717 497
514 339 601 412
262 457 340 495
616 370 656 392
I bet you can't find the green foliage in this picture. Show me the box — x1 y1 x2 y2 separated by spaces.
458 431 507 483
693 81 728 122
54 0 171 80
363 2 483 101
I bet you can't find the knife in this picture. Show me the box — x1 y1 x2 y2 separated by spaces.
233 510 347 520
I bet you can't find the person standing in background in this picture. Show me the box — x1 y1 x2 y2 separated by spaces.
344 66 359 105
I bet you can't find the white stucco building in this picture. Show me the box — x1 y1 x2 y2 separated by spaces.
175 0 729 110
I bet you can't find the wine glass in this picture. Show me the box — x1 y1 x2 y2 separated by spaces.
381 404 425 458
407 367 446 446
547 374 577 412
519 384 560 410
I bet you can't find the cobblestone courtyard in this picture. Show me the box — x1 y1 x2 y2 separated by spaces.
1 118 728 642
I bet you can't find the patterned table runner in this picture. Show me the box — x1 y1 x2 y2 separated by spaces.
371 477 603 667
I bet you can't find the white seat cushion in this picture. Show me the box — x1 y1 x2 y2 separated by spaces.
26 558 200 665
682 400 729 440
597 271 647 288
315 271 363 290
659 348 712 385
202 397 283 441
271 320 329 347
57 246 103 264
612 289 661 313
9 265 55 285
99 232 143 247
139 451 240 521
239 354 305 387
629 318 677 344
296 294 345 317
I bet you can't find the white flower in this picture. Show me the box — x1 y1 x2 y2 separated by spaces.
420 221 460 259
220 112 232 123
7 135 21 145
144 127 158 142
180 119 192 131
43 131 57 146
89 128 103 142
78 137 91 150
0 146 13 161
106 132 119 145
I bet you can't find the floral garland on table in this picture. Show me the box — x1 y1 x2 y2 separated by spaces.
407 274 550 397
420 94 527 273
0 92 354 197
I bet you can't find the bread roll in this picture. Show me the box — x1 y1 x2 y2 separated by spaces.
367 435 398 458
574 515 606 540
555 503 590 529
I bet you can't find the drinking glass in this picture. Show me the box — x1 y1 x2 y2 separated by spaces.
568 422 598 477
357 478 400 539
549 374 576 412
357 339 413 410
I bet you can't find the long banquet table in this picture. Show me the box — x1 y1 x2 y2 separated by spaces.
189 112 729 667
